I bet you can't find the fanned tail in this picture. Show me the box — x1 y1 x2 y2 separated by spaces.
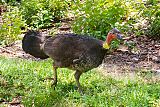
22 30 51 59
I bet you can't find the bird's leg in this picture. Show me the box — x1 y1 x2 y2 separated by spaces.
74 71 83 94
51 66 57 87
44 65 57 88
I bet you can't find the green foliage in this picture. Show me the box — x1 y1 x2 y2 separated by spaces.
71 0 146 39
143 0 160 38
20 0 69 29
0 6 25 45
147 17 160 38
0 0 20 5
71 0 127 40
0 57 160 107
110 40 121 50
71 0 160 40
0 0 159 46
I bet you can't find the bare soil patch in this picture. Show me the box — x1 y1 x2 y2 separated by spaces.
101 35 160 73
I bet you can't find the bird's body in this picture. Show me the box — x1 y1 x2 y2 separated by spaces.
43 33 107 72
22 29 122 93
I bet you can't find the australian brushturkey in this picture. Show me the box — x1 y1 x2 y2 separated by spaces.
22 28 122 93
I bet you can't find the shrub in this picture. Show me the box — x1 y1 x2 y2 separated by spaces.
71 0 140 40
0 0 21 5
71 0 125 40
20 0 69 29
143 0 160 38
147 17 160 38
0 6 26 45
71 0 160 40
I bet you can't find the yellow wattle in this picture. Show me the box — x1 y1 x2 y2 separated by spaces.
103 42 110 49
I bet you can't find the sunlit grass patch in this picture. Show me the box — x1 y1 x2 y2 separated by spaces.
0 57 160 107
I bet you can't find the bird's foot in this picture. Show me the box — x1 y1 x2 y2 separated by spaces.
51 79 57 87
45 77 55 80
78 88 83 95
44 77 57 88
74 86 83 95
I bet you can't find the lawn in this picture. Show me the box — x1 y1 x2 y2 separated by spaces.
0 57 160 107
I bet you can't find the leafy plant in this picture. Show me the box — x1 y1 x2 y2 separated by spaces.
0 6 26 45
110 40 121 50
71 0 160 40
71 0 148 39
71 0 127 40
143 0 160 38
0 0 21 6
147 17 160 38
20 0 69 29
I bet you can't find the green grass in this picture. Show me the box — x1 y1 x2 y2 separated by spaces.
0 57 160 107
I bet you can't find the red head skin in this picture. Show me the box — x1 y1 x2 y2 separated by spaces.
106 33 117 45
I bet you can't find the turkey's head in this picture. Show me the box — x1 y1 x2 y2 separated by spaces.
103 28 122 49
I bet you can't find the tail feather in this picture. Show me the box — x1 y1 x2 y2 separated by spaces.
22 30 51 59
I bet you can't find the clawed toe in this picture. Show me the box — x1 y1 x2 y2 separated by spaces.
44 77 57 88
51 80 57 87
74 86 83 95
78 88 83 95
45 77 55 80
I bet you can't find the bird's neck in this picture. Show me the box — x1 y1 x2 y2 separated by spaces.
103 42 110 49
102 34 113 49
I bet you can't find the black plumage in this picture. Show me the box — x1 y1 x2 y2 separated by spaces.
43 33 106 71
22 30 51 59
